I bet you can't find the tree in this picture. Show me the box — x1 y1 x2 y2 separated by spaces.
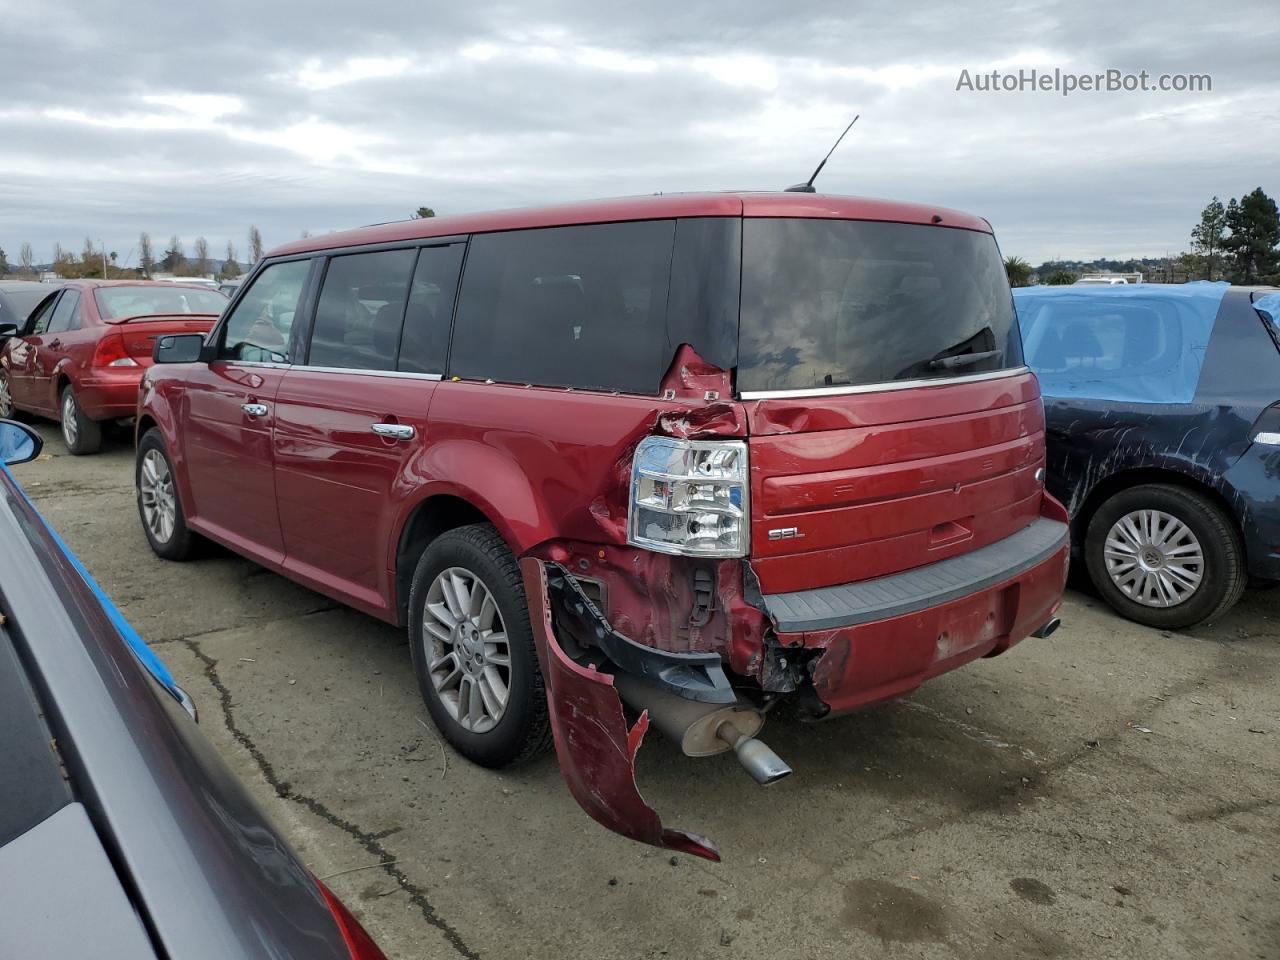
248 225 264 264
1045 269 1077 285
19 242 33 275
413 206 435 219
163 235 185 273
139 232 155 277
52 242 63 264
81 237 101 277
1223 188 1280 284
193 236 211 276
1004 255 1032 288
0 248 8 274
221 241 241 279
1190 197 1227 280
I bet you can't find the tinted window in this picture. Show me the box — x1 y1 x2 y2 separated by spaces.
737 219 1022 392
451 221 676 394
218 260 312 362
308 249 417 370
399 244 464 375
46 290 81 334
26 294 58 335
95 286 227 319
0 288 50 328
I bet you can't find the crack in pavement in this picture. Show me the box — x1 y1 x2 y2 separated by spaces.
148 604 343 645
183 637 480 960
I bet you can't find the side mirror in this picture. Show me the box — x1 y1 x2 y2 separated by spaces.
0 419 42 465
154 333 206 364
0 322 17 342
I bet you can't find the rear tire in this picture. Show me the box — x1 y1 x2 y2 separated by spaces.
60 384 101 455
408 524 552 768
1084 484 1245 629
0 370 17 420
136 428 197 560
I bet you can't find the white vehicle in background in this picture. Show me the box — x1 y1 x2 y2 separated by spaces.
1074 273 1143 286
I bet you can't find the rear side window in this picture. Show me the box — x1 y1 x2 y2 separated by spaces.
218 259 312 363
398 244 464 376
737 219 1021 392
308 249 417 370
451 220 676 394
46 290 81 334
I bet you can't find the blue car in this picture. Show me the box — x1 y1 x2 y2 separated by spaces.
0 420 387 959
1015 283 1280 629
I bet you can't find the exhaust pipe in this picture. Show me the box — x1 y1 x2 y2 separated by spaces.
612 673 793 785
1031 617 1062 639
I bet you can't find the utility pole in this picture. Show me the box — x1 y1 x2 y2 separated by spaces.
99 238 107 279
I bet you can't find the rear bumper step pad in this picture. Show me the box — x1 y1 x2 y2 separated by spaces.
761 516 1069 632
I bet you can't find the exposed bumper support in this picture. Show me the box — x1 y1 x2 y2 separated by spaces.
521 558 720 862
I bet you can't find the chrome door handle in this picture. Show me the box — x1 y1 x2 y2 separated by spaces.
241 403 268 417
371 422 415 440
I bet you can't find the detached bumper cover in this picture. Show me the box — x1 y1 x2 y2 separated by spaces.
520 558 720 862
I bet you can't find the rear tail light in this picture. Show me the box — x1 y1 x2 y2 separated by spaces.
627 436 749 557
316 879 388 960
1250 403 1280 445
92 334 139 368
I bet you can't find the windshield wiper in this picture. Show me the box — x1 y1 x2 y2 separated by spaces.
928 349 1003 372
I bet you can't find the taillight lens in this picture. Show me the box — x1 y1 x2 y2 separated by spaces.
316 879 388 960
628 436 749 557
92 334 139 368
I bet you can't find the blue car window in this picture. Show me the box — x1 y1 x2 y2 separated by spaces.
1014 282 1229 404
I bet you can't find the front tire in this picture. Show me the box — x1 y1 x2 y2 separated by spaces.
60 384 102 455
1084 484 1245 629
136 429 196 560
408 524 552 768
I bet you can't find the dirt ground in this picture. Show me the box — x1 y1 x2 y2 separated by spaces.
13 423 1279 960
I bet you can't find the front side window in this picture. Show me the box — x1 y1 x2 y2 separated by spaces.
308 249 417 371
46 290 81 334
25 294 59 336
737 219 1022 392
451 220 676 394
218 259 312 363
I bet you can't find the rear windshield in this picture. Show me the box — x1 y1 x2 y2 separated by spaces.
94 286 228 319
737 218 1022 393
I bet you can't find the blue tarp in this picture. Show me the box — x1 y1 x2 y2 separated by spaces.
1013 282 1230 404
1254 292 1280 326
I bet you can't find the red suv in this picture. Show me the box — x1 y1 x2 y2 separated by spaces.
0 280 226 454
136 193 1069 858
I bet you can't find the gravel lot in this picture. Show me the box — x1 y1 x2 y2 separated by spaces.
13 423 1279 960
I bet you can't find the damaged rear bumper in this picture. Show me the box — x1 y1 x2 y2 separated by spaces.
766 517 1070 715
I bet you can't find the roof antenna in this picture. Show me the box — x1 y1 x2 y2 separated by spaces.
785 115 859 193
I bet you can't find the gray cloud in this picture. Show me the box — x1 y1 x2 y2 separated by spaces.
0 0 1276 265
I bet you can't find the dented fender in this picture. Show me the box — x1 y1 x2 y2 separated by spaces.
520 558 720 862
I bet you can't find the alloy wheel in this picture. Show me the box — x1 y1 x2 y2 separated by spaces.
422 566 512 733
61 392 79 447
0 375 13 419
139 448 177 544
1104 508 1204 608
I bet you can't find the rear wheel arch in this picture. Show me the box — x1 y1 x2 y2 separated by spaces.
393 494 496 625
1074 466 1244 552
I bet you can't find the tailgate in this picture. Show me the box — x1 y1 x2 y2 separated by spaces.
745 371 1045 595
105 314 218 365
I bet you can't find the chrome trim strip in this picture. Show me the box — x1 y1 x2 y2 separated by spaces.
218 360 292 370
294 365 444 382
738 366 1031 401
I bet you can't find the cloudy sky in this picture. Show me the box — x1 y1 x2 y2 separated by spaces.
1 0 1276 267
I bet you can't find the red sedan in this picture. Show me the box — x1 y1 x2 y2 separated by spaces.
0 280 226 454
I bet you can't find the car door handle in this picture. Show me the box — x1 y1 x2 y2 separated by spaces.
49 339 61 349
371 422 415 441
241 402 268 417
